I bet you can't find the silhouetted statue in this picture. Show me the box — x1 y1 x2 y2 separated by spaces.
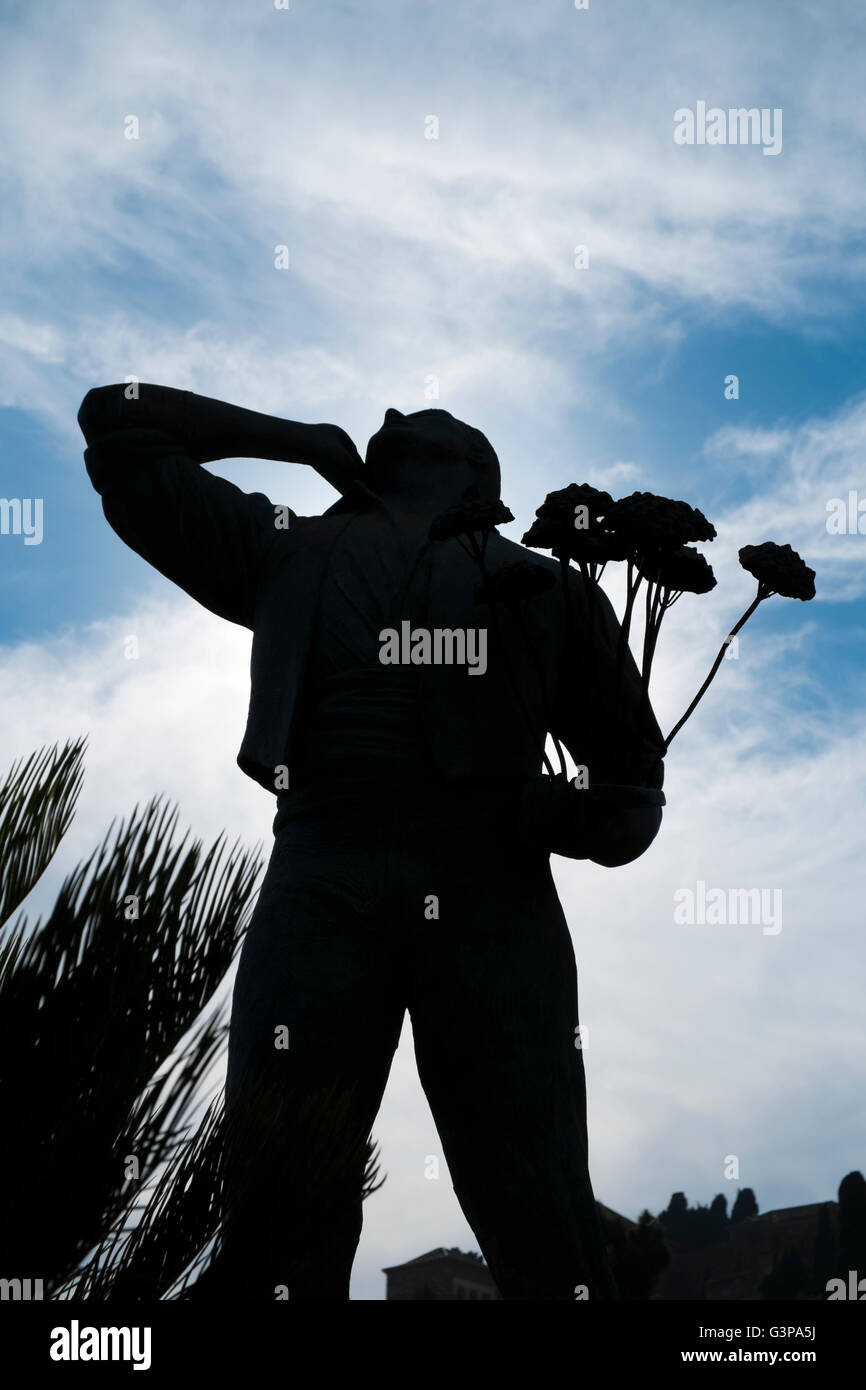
79 384 664 1301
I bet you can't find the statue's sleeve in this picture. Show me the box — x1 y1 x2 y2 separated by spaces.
83 427 285 630
553 568 665 791
549 571 666 866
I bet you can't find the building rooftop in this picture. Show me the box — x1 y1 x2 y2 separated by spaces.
382 1247 486 1274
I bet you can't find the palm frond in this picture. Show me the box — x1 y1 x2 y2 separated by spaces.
2 737 387 1302
69 1094 226 1301
0 794 262 1285
77 1073 384 1301
0 738 86 928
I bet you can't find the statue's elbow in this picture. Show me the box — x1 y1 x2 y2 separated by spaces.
589 807 663 869
78 385 120 444
77 387 99 440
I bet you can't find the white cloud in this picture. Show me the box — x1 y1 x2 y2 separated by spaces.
701 394 866 603
5 0 866 463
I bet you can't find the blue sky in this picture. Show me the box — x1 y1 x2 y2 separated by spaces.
2 0 865 1298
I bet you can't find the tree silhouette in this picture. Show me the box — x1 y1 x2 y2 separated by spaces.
838 1171 866 1278
731 1187 759 1223
710 1193 728 1225
599 1207 670 1298
810 1202 838 1297
659 1191 690 1246
657 1191 730 1252
0 739 383 1299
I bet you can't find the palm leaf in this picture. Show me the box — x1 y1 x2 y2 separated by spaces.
0 792 262 1287
1 739 386 1302
0 738 86 928
74 1074 384 1301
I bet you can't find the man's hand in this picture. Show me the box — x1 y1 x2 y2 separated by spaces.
301 423 365 496
586 803 664 868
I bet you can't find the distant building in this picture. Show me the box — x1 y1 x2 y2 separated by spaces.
383 1248 501 1300
653 1202 839 1300
383 1205 633 1300
385 1201 840 1300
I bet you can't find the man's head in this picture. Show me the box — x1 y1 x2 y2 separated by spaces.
364 407 500 505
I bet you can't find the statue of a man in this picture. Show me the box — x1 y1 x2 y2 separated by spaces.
79 384 664 1301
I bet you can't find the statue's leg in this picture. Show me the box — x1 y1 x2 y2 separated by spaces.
208 814 405 1301
402 790 619 1301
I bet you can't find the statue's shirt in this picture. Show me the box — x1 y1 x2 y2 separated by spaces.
290 500 437 784
82 432 664 806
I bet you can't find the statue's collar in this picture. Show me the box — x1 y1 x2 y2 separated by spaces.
321 478 385 516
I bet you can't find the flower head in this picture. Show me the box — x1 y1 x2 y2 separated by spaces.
604 492 717 555
523 482 614 558
565 530 630 566
474 560 557 605
654 546 717 595
738 542 816 600
429 499 514 543
521 515 562 550
535 482 614 525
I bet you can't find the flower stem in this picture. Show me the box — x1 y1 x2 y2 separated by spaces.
616 561 641 689
661 589 765 751
612 559 644 779
633 579 665 769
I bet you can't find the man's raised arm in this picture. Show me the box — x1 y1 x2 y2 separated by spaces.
79 382 363 630
78 383 364 494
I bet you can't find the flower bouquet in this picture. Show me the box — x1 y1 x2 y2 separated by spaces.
429 485 816 863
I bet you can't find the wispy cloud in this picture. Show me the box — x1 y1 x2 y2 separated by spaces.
3 0 865 1297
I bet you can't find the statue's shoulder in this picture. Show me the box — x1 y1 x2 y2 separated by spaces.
279 501 361 531
487 531 558 574
491 532 589 589
487 531 526 559
484 531 592 625
265 501 364 566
